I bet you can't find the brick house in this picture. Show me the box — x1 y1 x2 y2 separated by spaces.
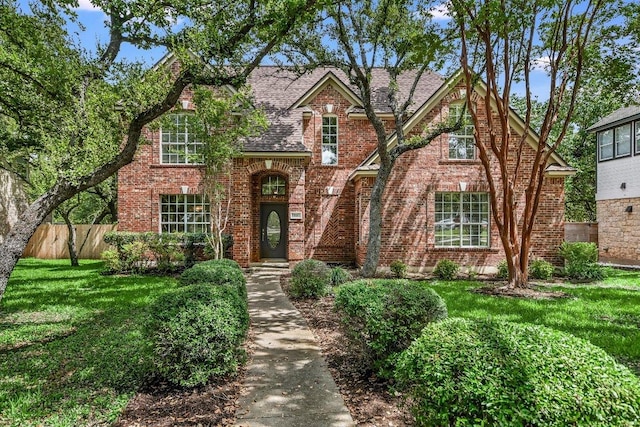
589 105 640 265
118 55 572 270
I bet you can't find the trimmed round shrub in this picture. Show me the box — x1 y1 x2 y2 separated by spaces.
529 258 554 280
395 318 640 427
433 259 460 280
335 279 448 377
179 261 246 299
390 260 407 278
289 259 331 298
330 267 353 286
146 284 249 387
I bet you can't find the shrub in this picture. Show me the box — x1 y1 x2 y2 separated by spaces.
146 284 249 387
179 260 246 300
394 318 640 427
496 260 508 279
390 260 407 278
433 259 460 280
335 279 448 377
330 267 352 286
529 258 554 280
289 259 331 298
101 249 121 273
559 242 605 281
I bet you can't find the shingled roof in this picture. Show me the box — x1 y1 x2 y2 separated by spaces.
588 105 640 132
242 67 444 153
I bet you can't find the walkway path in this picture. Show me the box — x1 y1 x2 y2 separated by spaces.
234 268 355 427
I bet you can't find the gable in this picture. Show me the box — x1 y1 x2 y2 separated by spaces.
289 71 362 110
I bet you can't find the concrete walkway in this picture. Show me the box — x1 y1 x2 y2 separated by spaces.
235 268 355 427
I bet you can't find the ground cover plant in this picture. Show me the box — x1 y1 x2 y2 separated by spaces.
0 259 177 426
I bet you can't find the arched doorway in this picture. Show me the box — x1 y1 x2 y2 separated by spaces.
255 174 288 260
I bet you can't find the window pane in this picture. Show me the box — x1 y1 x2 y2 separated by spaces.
160 113 204 164
435 192 489 248
322 116 338 165
160 194 210 233
616 124 631 157
598 129 613 160
636 121 640 153
448 104 475 160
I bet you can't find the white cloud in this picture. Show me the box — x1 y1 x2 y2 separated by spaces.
76 0 101 12
430 3 451 20
530 56 551 72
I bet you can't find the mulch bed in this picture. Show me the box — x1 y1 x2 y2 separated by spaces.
281 275 414 427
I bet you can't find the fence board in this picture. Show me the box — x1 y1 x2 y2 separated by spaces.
23 224 117 259
564 222 598 245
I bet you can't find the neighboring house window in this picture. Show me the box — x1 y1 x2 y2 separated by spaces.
262 175 286 195
635 121 640 154
160 194 210 233
161 113 203 164
322 116 338 165
598 123 631 161
435 192 489 247
448 103 475 160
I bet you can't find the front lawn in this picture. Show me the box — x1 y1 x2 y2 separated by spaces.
0 259 177 427
427 269 640 372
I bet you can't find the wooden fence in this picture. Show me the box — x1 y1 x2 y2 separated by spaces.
23 224 117 259
564 222 598 245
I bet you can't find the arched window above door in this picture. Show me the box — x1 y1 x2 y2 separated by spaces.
261 175 286 195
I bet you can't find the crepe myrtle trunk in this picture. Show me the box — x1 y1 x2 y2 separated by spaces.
361 163 392 277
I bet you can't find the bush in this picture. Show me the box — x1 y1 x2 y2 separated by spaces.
146 284 249 387
390 260 407 278
330 267 352 286
433 259 460 280
101 249 121 273
394 318 640 427
335 279 448 377
496 260 508 279
179 260 246 299
529 258 554 280
289 259 331 298
559 242 605 281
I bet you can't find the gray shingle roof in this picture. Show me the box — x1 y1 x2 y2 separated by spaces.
587 105 640 132
242 67 444 152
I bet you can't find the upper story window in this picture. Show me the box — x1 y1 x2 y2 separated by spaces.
448 103 475 160
261 175 286 195
635 121 640 154
598 123 631 162
435 192 489 248
160 194 210 233
322 116 338 165
161 113 204 164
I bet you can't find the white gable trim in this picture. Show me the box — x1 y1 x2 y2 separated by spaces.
289 71 362 110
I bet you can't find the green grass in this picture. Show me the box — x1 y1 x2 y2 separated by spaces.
425 268 640 373
0 259 178 427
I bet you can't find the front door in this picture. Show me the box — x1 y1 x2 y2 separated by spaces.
260 203 288 259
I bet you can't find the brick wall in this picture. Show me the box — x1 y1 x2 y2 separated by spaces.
597 197 640 264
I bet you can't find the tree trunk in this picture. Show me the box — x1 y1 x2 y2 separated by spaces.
61 211 79 267
361 164 392 277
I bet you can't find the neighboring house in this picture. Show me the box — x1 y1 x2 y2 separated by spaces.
589 105 640 265
0 169 28 245
118 55 571 270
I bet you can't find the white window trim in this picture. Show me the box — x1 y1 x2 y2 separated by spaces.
321 115 338 165
448 103 475 160
160 194 210 233
160 113 204 165
434 192 490 248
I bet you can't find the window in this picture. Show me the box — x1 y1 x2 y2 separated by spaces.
261 175 286 195
322 116 338 165
160 194 210 233
598 123 632 161
635 121 640 154
435 192 489 247
161 113 203 164
448 103 475 160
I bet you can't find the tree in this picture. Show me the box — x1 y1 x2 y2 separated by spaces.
0 0 320 302
450 0 623 288
287 0 461 276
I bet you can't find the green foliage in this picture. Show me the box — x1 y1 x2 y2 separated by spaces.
395 318 640 427
529 258 554 280
289 259 331 299
101 249 121 273
330 267 353 286
433 259 460 280
390 260 407 278
334 279 448 377
146 284 249 387
559 242 605 281
496 260 509 279
179 260 246 299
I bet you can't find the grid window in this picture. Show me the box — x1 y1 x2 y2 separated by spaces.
322 116 338 165
448 104 475 160
261 175 286 195
435 192 489 247
161 113 204 164
160 194 210 233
